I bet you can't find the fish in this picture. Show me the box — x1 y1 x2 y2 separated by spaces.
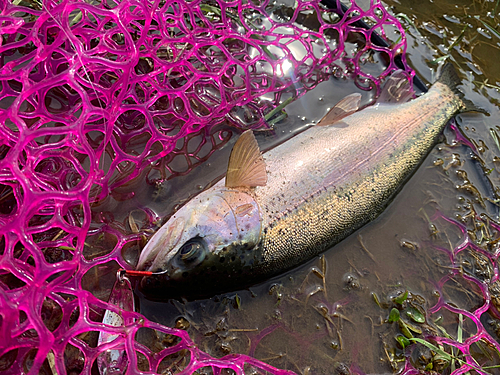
136 63 470 300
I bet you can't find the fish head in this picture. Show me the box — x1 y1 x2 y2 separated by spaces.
137 187 262 299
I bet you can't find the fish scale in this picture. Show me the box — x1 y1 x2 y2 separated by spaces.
251 83 462 272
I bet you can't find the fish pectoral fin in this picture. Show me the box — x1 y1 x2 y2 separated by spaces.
225 130 267 188
317 93 361 126
377 70 414 104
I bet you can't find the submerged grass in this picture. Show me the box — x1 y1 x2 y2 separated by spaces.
475 15 500 41
380 0 500 371
378 285 500 374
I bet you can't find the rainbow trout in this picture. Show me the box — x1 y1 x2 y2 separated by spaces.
137 64 467 300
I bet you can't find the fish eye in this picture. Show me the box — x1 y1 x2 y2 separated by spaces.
178 237 206 264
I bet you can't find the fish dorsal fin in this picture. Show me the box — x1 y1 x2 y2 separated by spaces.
225 130 267 188
378 70 414 103
317 93 361 126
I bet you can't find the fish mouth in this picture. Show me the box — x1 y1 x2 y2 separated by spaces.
136 216 186 271
138 268 171 295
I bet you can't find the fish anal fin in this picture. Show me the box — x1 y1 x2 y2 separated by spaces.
225 130 267 188
317 93 361 126
378 70 414 104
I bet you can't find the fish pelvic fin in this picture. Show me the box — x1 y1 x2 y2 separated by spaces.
377 70 414 104
225 130 267 188
437 63 485 113
317 93 361 126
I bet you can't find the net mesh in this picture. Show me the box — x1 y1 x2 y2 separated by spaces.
0 0 415 373
387 207 500 375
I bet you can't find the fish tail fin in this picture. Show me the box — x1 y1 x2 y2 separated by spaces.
437 63 484 113
436 62 461 93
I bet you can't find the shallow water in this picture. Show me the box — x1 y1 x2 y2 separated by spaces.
6 0 500 373
136 0 500 374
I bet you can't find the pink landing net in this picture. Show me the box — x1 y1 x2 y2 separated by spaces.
0 0 412 373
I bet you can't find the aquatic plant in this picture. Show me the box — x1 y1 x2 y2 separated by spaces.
0 0 416 373
363 203 500 374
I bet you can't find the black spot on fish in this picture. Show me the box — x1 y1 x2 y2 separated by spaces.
182 272 188 278
220 257 225 263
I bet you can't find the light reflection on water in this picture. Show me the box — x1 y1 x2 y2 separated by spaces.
140 0 500 373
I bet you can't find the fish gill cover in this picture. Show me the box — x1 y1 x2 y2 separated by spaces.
0 0 429 373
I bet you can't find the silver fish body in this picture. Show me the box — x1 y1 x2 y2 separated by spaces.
137 65 465 300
